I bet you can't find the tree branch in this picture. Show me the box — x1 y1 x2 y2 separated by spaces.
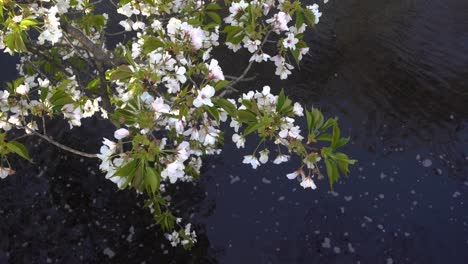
219 30 272 98
61 22 126 67
31 130 99 158
5 121 99 159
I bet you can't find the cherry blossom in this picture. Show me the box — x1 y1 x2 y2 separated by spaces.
207 59 225 81
243 155 260 169
300 177 317 189
114 128 130 140
193 85 215 107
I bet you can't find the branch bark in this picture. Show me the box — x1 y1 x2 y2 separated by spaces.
61 22 126 67
6 121 99 159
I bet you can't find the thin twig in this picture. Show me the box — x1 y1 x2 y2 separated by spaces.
31 130 99 158
105 31 128 37
225 74 257 82
5 121 99 159
219 30 272 98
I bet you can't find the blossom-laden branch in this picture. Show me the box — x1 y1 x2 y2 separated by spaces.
61 22 126 67
0 120 98 158
0 0 353 250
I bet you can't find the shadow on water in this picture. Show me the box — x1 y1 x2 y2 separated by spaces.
1 0 468 263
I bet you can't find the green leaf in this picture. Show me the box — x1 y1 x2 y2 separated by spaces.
324 158 339 187
144 166 160 194
7 141 32 162
306 109 313 132
243 122 263 136
276 89 286 112
20 18 39 29
291 48 301 67
316 133 332 141
311 108 324 131
224 25 244 44
113 159 139 178
295 11 304 29
214 98 237 117
107 65 133 81
81 14 106 34
320 117 337 132
5 30 27 53
111 108 137 125
303 8 317 28
207 106 220 122
280 98 293 113
331 123 341 149
237 110 257 123
156 210 175 231
49 90 74 109
131 162 146 190
207 11 221 24
334 152 356 176
335 137 350 149
0 1 4 21
142 36 165 54
205 3 222 10
40 88 49 102
86 77 101 92
214 80 230 91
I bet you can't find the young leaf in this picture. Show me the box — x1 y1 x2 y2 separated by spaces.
303 8 317 28
107 65 133 81
331 123 341 149
214 80 230 91
142 36 165 54
237 110 257 123
276 89 286 112
324 158 339 187
49 90 74 109
113 159 139 178
207 11 221 24
7 141 32 162
207 106 220 122
205 3 222 10
243 122 263 137
214 98 237 117
145 166 160 194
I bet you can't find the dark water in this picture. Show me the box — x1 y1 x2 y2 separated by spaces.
1 0 468 263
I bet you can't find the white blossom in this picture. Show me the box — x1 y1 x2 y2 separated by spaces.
283 33 299 50
193 85 215 107
273 154 290 164
300 177 317 189
114 128 130 140
15 84 29 95
232 133 245 148
207 59 224 81
259 149 269 164
152 97 170 115
243 155 260 169
286 171 299 180
293 102 304 116
307 4 322 24
0 167 14 179
161 160 185 183
244 39 261 53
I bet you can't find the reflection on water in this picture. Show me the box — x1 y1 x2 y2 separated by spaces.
1 0 468 263
200 0 468 263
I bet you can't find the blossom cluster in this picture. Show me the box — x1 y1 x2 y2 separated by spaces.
223 0 324 79
228 86 322 189
0 0 355 250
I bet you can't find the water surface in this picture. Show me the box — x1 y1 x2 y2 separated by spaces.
1 0 468 263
